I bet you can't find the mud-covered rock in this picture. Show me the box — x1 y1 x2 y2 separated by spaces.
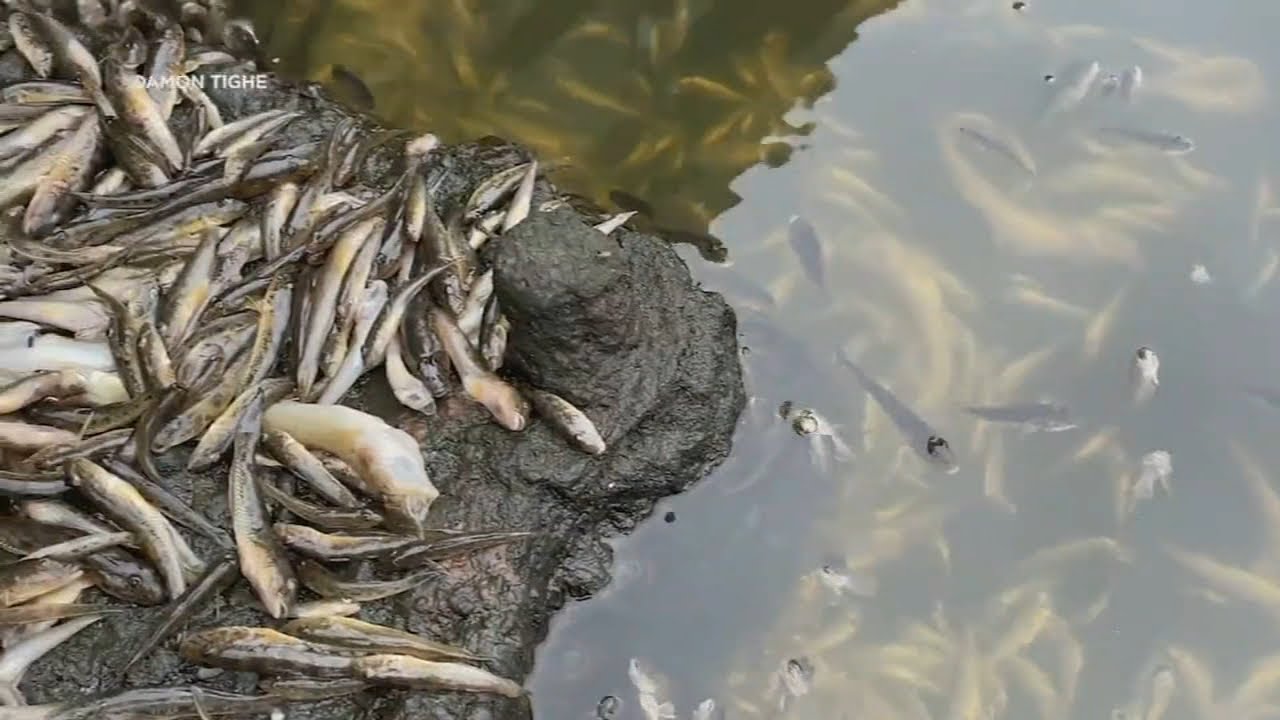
5 38 744 720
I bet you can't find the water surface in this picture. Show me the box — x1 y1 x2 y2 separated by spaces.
247 0 1280 717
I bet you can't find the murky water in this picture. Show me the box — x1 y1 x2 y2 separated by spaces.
250 0 1280 717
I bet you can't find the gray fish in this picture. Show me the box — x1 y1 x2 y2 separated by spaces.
955 126 1036 176
839 352 958 473
526 387 606 455
786 215 824 288
964 402 1076 432
1119 65 1143 101
9 13 51 78
1043 61 1100 118
1096 127 1194 155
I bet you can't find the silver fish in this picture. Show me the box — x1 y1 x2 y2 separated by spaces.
1096 127 1194 155
690 698 722 720
814 563 878 598
955 126 1036 176
839 353 958 473
1120 65 1143 101
786 215 824 288
1125 450 1171 518
964 402 1076 432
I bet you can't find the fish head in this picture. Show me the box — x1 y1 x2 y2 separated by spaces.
924 435 959 473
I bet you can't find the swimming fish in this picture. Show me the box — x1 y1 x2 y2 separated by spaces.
1096 127 1194 155
1125 450 1172 519
779 402 853 474
955 126 1036 177
1120 65 1143 101
964 402 1076 432
839 352 958 473
1043 61 1100 118
786 215 825 288
1131 347 1159 405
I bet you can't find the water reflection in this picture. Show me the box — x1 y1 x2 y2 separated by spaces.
248 0 1280 717
243 0 891 260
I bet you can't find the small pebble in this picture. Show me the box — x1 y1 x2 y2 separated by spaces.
195 667 224 680
664 511 676 523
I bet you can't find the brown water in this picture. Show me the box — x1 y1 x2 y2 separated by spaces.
246 1 1280 718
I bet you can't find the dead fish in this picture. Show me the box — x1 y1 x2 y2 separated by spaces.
1096 127 1194 155
295 559 440 602
9 13 52 78
261 401 437 536
1190 264 1212 285
281 616 485 662
387 530 535 568
21 531 132 562
838 353 958 473
786 216 825 288
229 391 296 619
351 654 524 697
263 430 361 508
0 558 81 607
964 402 1077 432
66 458 187 600
430 307 529 431
273 524 419 562
289 599 362 619
1131 346 1159 405
1043 60 1100 118
0 422 79 452
525 387 605 455
501 160 538 233
179 626 356 678
956 126 1036 176
628 658 674 720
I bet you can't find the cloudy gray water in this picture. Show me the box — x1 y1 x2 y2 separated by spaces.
251 0 1280 717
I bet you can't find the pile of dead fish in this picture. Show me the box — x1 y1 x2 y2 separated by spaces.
0 1 617 714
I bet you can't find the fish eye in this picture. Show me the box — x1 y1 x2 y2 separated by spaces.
926 436 949 454
128 575 142 587
1136 347 1151 358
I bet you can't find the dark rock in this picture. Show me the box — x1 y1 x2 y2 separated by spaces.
3 20 744 720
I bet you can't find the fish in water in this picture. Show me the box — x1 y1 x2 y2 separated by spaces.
1099 73 1121 96
1124 450 1171 519
786 215 825 288
628 658 674 720
1043 60 1100 118
779 401 853 473
322 64 375 111
771 657 814 714
955 126 1036 177
1190 264 1212 284
690 698 722 720
838 353 958 473
1130 347 1159 405
1120 65 1143 101
964 402 1076 432
1096 127 1194 155
813 563 878 598
595 695 621 719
